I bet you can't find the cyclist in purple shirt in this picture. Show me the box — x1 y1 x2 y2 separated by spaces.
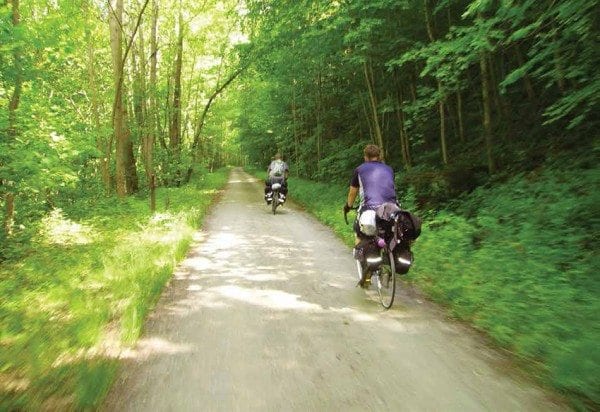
343 144 397 243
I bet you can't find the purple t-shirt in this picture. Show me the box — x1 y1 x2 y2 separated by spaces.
350 161 397 210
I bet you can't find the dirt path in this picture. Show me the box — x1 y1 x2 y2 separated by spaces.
103 168 567 411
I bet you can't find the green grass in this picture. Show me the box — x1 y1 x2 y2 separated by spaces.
0 168 230 410
253 167 599 410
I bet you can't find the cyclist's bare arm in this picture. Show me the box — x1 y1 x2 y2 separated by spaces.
347 186 359 207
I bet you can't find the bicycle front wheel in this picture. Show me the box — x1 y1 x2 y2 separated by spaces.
376 250 396 309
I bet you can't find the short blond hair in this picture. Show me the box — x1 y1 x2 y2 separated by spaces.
364 144 381 160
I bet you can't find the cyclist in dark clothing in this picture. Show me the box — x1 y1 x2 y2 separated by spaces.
264 153 289 204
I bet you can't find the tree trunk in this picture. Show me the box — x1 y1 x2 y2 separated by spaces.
316 68 323 169
480 50 495 174
292 80 299 178
360 93 374 143
7 0 21 138
393 71 411 169
395 101 410 170
438 87 448 164
169 4 183 153
514 44 535 101
87 32 112 194
186 65 247 181
424 0 448 165
149 0 158 154
552 29 567 93
133 21 154 189
363 60 385 159
143 0 157 191
410 65 418 102
456 90 465 142
109 0 137 196
4 0 21 236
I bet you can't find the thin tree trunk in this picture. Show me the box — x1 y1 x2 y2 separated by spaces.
448 2 465 144
137 15 153 186
438 87 447 164
395 101 410 169
149 0 158 160
363 60 385 159
316 68 323 169
489 53 513 140
410 65 418 102
87 32 111 194
487 54 503 119
132 22 152 191
169 4 183 153
552 29 566 93
292 80 299 178
109 0 148 194
360 93 374 143
5 0 21 236
7 0 21 138
186 65 247 181
480 50 495 174
393 71 411 169
110 0 133 195
457 90 465 142
514 44 535 101
424 0 448 165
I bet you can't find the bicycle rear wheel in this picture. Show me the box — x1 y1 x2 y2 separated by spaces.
375 250 396 309
272 189 279 214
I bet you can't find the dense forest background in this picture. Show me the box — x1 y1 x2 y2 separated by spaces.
236 0 598 196
2 0 598 252
0 0 247 259
0 0 598 409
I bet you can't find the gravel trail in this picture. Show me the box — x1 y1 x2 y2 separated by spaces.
103 168 566 411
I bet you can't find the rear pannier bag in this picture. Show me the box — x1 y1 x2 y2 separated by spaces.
375 203 422 241
398 211 421 240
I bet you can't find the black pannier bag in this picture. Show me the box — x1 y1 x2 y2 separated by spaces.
376 203 422 241
375 202 420 275
398 211 421 240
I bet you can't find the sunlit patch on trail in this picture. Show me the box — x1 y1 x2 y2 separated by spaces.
187 284 202 291
180 256 212 271
329 307 378 322
228 273 281 282
226 177 257 184
211 285 323 312
119 337 194 360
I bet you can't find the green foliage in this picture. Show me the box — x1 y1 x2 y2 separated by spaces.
234 0 599 205
0 169 229 410
258 164 599 408
413 166 599 406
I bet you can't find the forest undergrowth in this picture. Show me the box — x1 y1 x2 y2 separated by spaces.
254 162 599 410
0 169 229 410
